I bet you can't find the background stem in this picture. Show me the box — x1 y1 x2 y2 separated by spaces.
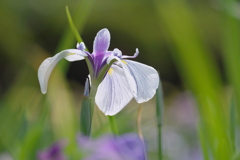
108 116 118 135
137 104 148 160
156 81 164 160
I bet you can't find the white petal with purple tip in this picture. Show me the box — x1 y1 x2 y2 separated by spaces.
124 60 159 103
38 49 86 94
96 65 133 116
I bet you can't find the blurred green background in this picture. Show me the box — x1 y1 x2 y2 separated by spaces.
0 0 239 159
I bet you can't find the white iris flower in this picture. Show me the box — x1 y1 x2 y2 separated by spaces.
38 28 159 116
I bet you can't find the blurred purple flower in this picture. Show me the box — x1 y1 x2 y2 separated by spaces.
37 142 66 160
78 133 146 160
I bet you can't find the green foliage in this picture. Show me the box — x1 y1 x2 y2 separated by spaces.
0 0 240 159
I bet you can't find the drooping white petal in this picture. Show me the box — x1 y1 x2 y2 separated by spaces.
93 28 110 54
95 65 133 116
107 56 137 97
38 49 86 94
124 60 159 103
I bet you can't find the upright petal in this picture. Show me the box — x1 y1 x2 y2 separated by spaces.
93 28 110 54
95 65 133 116
124 60 159 103
38 49 86 94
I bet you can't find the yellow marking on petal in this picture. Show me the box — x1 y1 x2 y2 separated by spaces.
68 53 75 56
108 68 114 75
122 60 127 64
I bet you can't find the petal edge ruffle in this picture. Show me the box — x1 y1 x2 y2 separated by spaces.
124 60 159 103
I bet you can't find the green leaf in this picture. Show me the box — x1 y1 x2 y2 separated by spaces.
156 1 232 159
66 6 83 43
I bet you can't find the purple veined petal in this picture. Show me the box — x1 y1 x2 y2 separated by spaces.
93 28 110 55
38 49 86 94
121 48 139 59
98 51 113 68
107 56 137 97
95 65 133 116
124 60 159 103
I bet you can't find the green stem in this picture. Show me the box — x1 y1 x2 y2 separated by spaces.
108 116 118 135
230 96 236 152
80 96 92 136
198 124 210 160
137 104 148 160
137 104 143 140
80 79 98 136
156 83 164 160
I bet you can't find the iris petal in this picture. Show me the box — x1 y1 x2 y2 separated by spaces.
124 60 159 103
93 28 110 54
107 56 137 97
38 49 86 94
122 48 139 59
95 65 133 116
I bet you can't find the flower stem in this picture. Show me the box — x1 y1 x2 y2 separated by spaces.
137 104 143 140
80 96 92 136
108 116 118 135
156 84 164 160
137 104 148 160
80 78 98 136
230 96 236 152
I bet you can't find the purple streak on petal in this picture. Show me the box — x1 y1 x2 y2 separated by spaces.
37 142 66 160
93 53 106 77
100 51 113 67
91 29 111 76
83 51 93 63
93 51 114 79
83 50 95 71
93 28 110 55
93 51 117 78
